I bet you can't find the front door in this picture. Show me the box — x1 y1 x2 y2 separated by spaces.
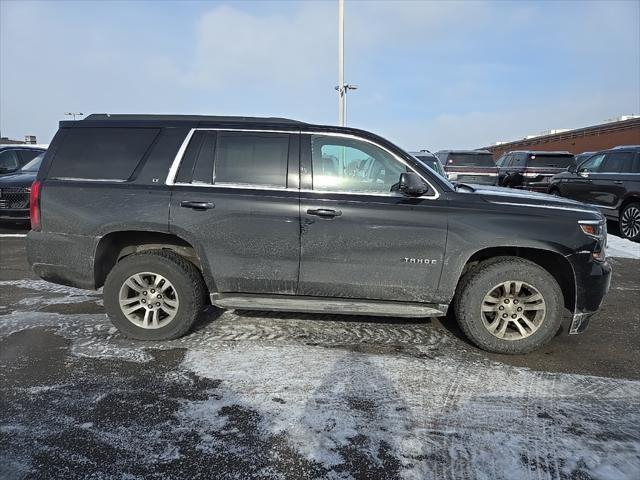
566 153 606 203
587 151 635 209
169 129 301 294
298 133 448 303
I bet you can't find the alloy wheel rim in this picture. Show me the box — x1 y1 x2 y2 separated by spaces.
118 272 179 329
481 281 546 340
621 207 640 239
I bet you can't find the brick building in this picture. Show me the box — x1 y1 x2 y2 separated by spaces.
483 117 640 159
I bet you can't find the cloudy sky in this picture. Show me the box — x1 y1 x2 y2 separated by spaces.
1 0 638 150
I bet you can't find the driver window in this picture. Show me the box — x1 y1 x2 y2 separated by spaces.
311 135 406 194
579 154 605 173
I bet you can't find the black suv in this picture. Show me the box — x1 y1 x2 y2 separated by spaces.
548 146 640 241
0 145 46 176
0 152 44 221
434 150 498 185
496 151 575 191
27 115 611 354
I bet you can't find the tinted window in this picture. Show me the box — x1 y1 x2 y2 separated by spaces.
601 152 635 173
21 153 45 172
527 154 574 168
579 153 605 172
445 152 494 167
0 150 20 172
19 149 43 163
214 132 289 187
175 131 217 185
49 128 159 180
311 135 406 193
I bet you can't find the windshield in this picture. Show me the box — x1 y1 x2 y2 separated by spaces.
445 153 495 167
20 153 44 172
528 154 574 168
413 155 455 189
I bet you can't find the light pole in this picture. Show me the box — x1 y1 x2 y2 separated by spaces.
336 0 357 126
64 112 83 120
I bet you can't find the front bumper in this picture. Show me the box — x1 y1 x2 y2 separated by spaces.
0 208 29 221
566 252 612 334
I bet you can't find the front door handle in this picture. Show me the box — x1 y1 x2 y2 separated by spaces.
180 201 215 210
613 180 624 185
306 208 342 218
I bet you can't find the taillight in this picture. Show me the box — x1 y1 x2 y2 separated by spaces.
29 180 42 231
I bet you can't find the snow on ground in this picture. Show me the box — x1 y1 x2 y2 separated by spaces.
1 308 639 479
607 234 640 259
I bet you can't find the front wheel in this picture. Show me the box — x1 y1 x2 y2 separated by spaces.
104 250 206 340
454 257 564 354
620 202 640 241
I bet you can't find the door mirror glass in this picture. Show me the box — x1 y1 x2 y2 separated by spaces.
398 172 428 196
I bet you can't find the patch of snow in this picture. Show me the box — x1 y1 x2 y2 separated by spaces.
180 344 640 480
607 234 640 259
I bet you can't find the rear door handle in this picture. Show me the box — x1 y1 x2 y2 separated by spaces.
613 180 624 185
180 201 215 210
306 208 342 218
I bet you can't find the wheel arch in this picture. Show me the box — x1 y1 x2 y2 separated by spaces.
94 230 216 294
457 246 576 312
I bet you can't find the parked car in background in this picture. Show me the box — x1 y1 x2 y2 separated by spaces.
496 150 575 191
0 152 45 222
27 114 611 354
0 145 47 176
410 150 446 178
434 150 498 185
548 145 640 241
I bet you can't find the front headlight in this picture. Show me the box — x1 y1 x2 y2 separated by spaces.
579 220 606 261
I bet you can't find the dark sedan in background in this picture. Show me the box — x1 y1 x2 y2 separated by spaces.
434 150 498 185
0 152 44 222
495 150 575 192
548 145 640 241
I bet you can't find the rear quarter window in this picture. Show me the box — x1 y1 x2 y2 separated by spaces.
446 153 494 167
48 128 159 181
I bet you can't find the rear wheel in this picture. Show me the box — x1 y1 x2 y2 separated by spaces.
454 257 564 354
549 188 561 197
104 250 205 340
619 202 640 241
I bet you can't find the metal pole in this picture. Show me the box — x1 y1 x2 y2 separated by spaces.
338 0 345 126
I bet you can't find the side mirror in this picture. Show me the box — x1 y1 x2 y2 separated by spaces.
399 172 429 196
567 165 577 173
578 170 589 178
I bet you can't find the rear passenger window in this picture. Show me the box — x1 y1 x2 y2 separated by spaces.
49 128 159 181
602 152 635 173
214 132 289 188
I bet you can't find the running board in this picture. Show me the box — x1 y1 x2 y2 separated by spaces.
210 293 447 318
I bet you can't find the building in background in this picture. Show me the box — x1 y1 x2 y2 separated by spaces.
0 135 38 145
483 116 640 159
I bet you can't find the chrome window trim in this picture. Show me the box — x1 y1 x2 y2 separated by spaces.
51 177 127 183
165 127 442 200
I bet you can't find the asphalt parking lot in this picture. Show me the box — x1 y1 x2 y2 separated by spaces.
1 223 639 479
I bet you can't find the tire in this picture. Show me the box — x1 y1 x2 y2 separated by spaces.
454 257 564 354
502 179 511 188
619 202 640 242
549 188 561 197
104 249 206 340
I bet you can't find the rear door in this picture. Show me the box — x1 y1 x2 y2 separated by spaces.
169 129 301 294
297 133 448 303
